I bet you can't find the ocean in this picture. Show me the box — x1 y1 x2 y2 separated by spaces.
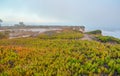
102 30 120 38
85 25 120 39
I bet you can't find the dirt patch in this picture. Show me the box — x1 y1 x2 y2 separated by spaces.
81 34 94 41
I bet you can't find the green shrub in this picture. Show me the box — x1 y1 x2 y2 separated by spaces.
0 31 9 39
96 36 120 44
87 30 102 35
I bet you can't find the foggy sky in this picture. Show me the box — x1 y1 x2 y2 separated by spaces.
0 0 120 26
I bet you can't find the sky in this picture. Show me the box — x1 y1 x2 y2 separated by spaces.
0 0 120 27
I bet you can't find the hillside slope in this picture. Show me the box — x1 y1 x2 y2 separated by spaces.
0 30 120 76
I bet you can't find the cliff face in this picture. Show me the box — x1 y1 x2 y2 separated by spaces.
0 26 85 39
71 26 85 33
0 25 85 33
45 26 85 33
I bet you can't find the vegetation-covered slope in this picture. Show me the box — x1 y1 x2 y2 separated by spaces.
0 30 120 76
95 35 120 44
0 31 9 39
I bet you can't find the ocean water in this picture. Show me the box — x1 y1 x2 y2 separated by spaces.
102 30 120 38
86 25 120 39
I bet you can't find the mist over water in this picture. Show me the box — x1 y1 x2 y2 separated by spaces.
85 25 120 39
102 30 120 38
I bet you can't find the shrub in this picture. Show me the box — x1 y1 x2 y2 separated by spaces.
87 30 102 35
96 36 120 44
0 31 9 39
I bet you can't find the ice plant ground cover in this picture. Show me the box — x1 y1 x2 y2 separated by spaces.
0 30 120 76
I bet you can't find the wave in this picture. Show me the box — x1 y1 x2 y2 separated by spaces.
102 30 120 39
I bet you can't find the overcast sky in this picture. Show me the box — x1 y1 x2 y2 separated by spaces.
0 0 120 26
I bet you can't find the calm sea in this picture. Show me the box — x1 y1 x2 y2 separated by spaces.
86 25 120 39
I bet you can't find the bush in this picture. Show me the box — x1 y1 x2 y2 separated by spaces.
96 36 120 44
0 31 9 39
87 30 102 35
